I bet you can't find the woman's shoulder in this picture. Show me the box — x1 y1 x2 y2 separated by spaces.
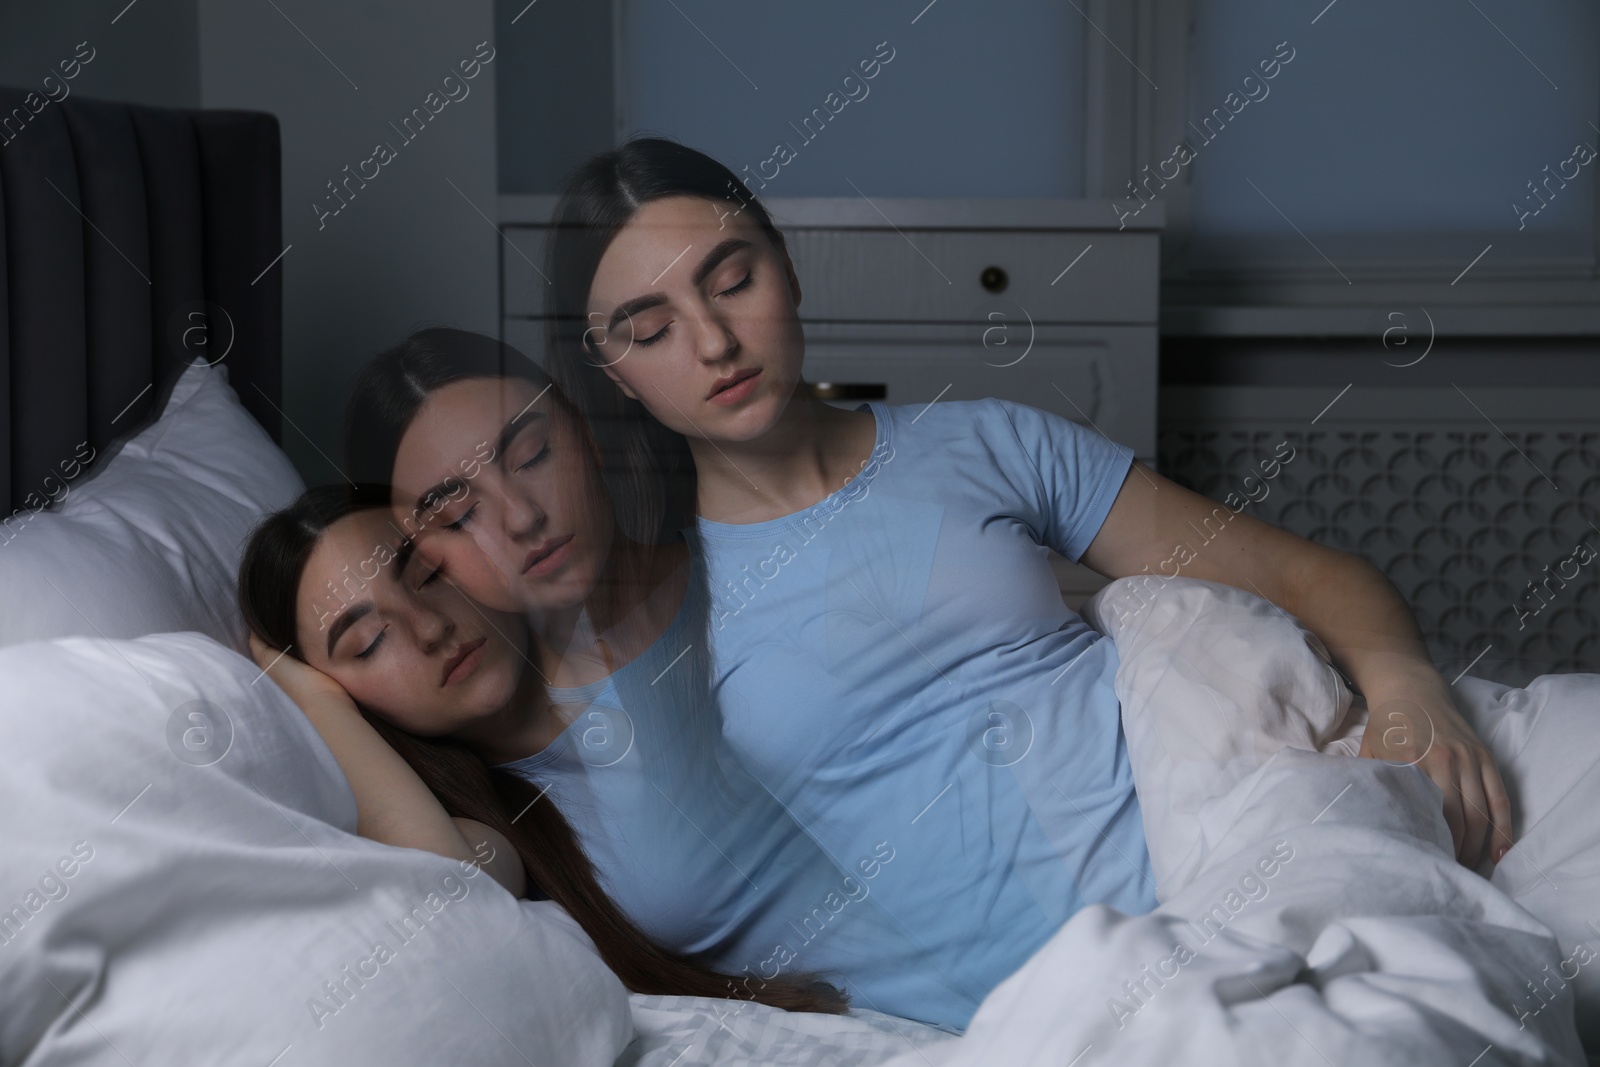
878 396 1039 446
885 396 1109 447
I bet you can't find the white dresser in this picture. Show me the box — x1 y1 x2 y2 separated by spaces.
498 196 1163 603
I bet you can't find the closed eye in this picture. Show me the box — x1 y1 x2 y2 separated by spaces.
634 271 750 347
516 443 551 472
355 627 387 660
444 502 478 532
635 324 670 347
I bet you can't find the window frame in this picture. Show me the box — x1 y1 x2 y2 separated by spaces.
1083 0 1600 337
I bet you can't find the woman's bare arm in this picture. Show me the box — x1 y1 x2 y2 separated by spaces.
450 818 528 897
250 637 528 897
1080 460 1513 868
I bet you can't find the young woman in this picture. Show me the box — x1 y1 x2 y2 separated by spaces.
344 328 692 713
339 333 977 1027
237 483 854 1014
533 138 1518 1028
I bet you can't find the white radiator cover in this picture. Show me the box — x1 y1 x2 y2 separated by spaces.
1159 386 1600 686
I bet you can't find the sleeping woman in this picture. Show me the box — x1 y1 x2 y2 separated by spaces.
245 351 985 1027
236 485 864 1014
338 327 976 1026
507 137 1522 1029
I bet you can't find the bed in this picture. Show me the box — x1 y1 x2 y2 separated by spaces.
2 89 1597 1067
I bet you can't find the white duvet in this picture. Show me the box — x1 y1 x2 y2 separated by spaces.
618 576 1600 1067
861 577 1600 1067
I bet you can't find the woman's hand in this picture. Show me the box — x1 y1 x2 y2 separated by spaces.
248 635 501 884
249 634 349 709
1080 464 1516 872
1359 669 1514 869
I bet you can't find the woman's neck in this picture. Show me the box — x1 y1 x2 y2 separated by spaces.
532 531 690 689
452 648 567 765
452 537 690 764
692 384 877 525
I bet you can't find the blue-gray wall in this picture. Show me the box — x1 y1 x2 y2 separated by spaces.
1186 0 1597 265
0 0 199 108
495 0 613 196
1 0 503 484
496 0 1087 198
198 0 501 484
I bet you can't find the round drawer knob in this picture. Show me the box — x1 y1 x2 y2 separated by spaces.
980 265 1008 293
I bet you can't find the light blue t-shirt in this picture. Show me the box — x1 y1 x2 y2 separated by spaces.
498 555 973 1026
697 398 1157 1030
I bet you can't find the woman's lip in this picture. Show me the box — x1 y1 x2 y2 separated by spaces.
709 369 761 406
523 535 574 579
441 638 486 687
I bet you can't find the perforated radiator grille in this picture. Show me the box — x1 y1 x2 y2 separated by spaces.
1158 388 1600 687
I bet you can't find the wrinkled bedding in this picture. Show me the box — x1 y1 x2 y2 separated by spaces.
630 577 1600 1066
619 994 951 1066
864 577 1598 1066
9 582 1595 1066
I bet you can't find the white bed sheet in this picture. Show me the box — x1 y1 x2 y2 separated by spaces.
619 995 951 1067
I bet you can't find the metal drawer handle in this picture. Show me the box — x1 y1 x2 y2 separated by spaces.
809 382 887 400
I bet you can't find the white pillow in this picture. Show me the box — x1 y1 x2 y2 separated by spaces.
0 361 303 652
0 631 634 1065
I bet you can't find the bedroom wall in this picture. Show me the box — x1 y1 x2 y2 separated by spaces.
195 0 500 484
493 0 1085 198
0 0 199 110
494 0 613 197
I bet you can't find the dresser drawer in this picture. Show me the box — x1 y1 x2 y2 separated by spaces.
783 229 1158 325
801 321 1156 459
500 225 1159 325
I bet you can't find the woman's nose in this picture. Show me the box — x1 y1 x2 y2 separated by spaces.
500 487 545 537
414 605 454 651
692 306 738 364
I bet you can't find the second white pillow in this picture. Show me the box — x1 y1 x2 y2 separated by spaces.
0 361 304 651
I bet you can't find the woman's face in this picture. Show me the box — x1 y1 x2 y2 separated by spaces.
389 376 615 615
584 195 807 444
294 509 527 738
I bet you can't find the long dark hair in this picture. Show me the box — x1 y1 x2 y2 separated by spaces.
545 138 791 536
237 484 845 1014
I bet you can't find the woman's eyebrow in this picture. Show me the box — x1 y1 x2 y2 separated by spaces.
494 407 546 458
325 601 373 658
606 293 665 335
414 408 548 514
604 237 752 333
690 238 752 285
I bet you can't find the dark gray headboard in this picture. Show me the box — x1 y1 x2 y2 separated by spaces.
0 89 283 513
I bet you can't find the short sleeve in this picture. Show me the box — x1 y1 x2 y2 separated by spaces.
996 399 1135 562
